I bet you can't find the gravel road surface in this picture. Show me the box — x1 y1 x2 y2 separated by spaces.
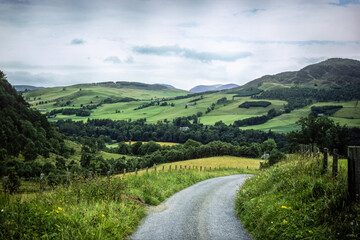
130 174 253 240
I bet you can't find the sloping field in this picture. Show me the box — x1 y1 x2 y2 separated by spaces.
134 156 263 175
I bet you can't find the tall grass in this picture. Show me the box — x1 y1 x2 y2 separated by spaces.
236 154 360 239
1 167 251 239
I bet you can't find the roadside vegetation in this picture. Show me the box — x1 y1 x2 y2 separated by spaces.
0 162 253 239
236 154 359 240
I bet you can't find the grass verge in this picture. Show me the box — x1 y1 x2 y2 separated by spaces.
1 167 254 239
235 154 360 240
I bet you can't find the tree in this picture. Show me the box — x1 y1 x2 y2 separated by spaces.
288 116 350 155
261 139 277 153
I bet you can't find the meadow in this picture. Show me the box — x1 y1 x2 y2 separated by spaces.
22 84 360 133
0 157 257 239
236 154 359 240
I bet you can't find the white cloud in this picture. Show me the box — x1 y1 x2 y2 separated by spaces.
0 0 359 90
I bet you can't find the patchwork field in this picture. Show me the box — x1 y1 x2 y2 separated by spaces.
22 84 360 133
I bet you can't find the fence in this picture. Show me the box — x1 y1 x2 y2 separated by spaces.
1 164 220 195
300 144 360 202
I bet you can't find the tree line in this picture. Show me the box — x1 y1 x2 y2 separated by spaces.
54 117 288 150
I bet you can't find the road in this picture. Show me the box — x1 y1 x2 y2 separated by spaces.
130 174 253 240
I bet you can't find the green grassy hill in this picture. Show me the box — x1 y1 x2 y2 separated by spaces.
19 58 360 132
240 58 360 89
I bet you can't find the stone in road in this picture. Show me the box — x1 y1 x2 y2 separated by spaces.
130 174 253 240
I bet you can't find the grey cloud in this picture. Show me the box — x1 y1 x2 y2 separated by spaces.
0 0 29 4
5 71 54 86
104 56 121 64
125 56 134 63
71 38 85 45
133 45 251 62
177 22 199 28
329 0 360 6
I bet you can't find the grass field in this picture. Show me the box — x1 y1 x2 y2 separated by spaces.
22 84 360 132
1 156 256 239
236 154 358 240
134 156 262 175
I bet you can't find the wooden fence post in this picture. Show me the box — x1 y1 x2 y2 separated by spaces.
185 165 187 169
332 149 338 179
154 166 157 172
135 168 138 175
123 168 126 176
200 166 202 171
2 176 8 195
204 167 206 171
175 165 177 171
300 144 305 158
162 166 165 171
313 144 317 158
322 148 328 174
169 165 171 171
66 172 71 190
348 146 360 201
180 165 182 169
40 173 45 194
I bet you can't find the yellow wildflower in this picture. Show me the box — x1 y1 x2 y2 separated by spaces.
58 207 62 211
281 206 287 209
55 210 59 214
283 219 288 224
102 214 105 217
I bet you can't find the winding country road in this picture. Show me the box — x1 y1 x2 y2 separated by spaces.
130 174 253 240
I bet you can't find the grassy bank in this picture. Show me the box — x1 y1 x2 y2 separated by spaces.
1 164 254 239
236 154 360 239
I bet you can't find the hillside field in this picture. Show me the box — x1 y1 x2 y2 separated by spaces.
21 82 360 133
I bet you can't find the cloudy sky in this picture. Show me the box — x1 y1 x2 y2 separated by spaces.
0 0 359 90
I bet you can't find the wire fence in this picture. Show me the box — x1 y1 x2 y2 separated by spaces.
1 164 222 195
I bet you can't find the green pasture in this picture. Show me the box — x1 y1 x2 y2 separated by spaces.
23 85 360 131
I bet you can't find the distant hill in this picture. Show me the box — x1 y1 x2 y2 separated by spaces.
13 85 44 91
190 83 239 92
73 81 186 92
242 58 360 89
155 83 176 89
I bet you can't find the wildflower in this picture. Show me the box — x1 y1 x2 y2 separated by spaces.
55 210 59 214
58 207 62 211
102 214 105 217
1 209 4 212
283 219 288 224
281 206 287 209
308 230 313 234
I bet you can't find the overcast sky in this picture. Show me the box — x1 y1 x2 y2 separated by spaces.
0 0 359 90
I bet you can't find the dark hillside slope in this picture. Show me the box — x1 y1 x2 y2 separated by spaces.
242 58 360 88
0 71 65 165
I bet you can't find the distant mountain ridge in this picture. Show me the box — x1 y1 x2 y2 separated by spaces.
190 83 239 93
242 58 360 89
14 85 44 91
155 83 176 89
